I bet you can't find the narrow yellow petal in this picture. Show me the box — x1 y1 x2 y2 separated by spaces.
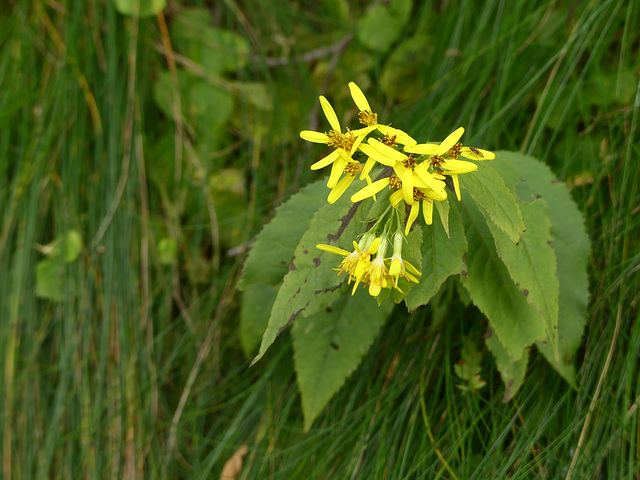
402 169 414 205
328 175 355 204
316 244 350 256
404 143 438 155
351 177 390 203
311 149 340 170
423 199 433 225
348 82 372 112
460 147 495 160
368 237 381 254
368 138 408 162
358 143 396 166
327 157 346 188
441 159 478 174
405 202 420 235
390 190 404 207
377 125 417 145
414 165 447 198
437 127 465 155
452 174 461 201
300 130 329 143
361 157 376 180
319 95 341 132
350 125 377 138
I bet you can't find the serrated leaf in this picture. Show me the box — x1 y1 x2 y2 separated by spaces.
485 329 528 402
240 283 278 358
454 336 486 393
293 290 393 430
485 200 560 367
498 151 589 383
238 180 327 289
113 0 166 17
405 200 467 311
459 162 525 243
460 200 546 361
435 197 450 237
251 185 369 365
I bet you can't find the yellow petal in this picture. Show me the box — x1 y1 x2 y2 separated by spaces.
414 165 447 198
311 149 340 170
390 190 404 207
368 237 381 254
348 81 372 112
351 177 390 203
368 138 408 162
405 202 420 235
404 143 438 155
316 244 350 256
361 157 376 180
423 199 433 225
327 157 346 188
350 125 377 138
437 127 464 155
452 174 461 201
460 147 495 160
328 175 355 204
319 95 341 132
358 143 396 166
377 125 417 145
441 159 478 174
402 168 414 205
300 130 329 143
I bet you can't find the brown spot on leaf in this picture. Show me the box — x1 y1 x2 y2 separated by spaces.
313 257 321 267
523 289 529 297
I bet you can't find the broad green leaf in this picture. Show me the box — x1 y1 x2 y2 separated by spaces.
356 5 403 53
435 197 450 237
240 283 278 358
238 180 327 289
460 200 546 361
486 329 529 402
293 290 393 430
157 237 177 265
251 185 369 365
498 151 590 383
405 200 467 311
113 0 166 17
485 200 560 367
459 162 525 244
36 259 76 302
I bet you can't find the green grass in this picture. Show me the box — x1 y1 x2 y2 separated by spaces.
0 0 638 478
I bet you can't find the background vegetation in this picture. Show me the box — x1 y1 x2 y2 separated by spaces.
0 0 638 478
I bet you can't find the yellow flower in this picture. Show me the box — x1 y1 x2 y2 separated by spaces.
316 236 381 295
388 232 421 288
300 95 367 183
366 255 388 296
350 138 447 205
404 127 493 201
347 82 417 146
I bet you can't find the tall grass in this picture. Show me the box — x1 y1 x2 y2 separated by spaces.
0 0 638 478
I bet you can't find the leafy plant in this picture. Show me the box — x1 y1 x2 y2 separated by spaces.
240 83 590 429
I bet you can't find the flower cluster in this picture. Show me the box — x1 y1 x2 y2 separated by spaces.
302 82 494 297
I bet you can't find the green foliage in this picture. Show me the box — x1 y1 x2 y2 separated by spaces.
113 0 165 17
356 0 413 53
293 291 393 430
35 230 82 301
157 237 177 265
485 329 529 402
454 336 487 393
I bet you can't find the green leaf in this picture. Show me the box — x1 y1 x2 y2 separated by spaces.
498 151 590 383
454 336 486 393
293 291 393 430
113 0 166 17
240 283 278 358
41 230 83 263
251 185 369 365
485 200 560 367
238 180 328 289
435 197 450 237
485 329 529 402
157 237 177 265
405 200 467 311
459 162 525 244
172 9 250 73
36 259 76 302
356 5 403 53
460 200 546 361
380 35 432 102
